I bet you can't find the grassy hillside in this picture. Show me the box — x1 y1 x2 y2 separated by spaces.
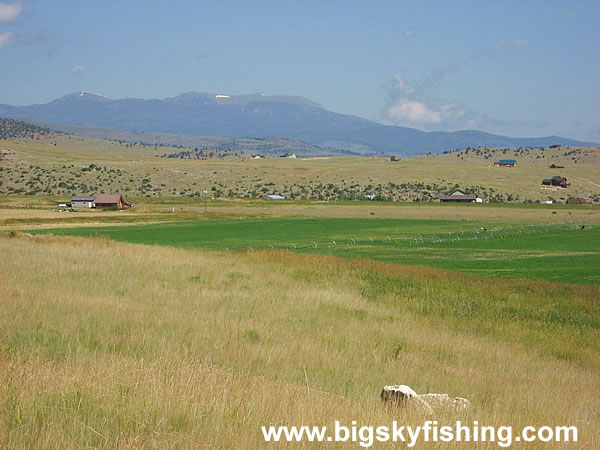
1 233 599 447
1 135 599 202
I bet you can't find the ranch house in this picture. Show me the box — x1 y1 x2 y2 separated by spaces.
94 194 126 209
439 190 478 203
541 176 568 188
494 159 517 167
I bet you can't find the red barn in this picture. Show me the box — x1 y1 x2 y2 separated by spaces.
94 194 126 209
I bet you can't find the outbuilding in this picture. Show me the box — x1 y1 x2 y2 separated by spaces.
263 194 285 200
71 197 95 208
439 190 478 203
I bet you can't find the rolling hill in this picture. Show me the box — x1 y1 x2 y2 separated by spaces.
14 120 359 158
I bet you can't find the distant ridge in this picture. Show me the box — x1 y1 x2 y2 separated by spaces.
23 119 359 158
0 92 596 156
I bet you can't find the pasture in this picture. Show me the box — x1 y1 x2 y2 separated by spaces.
27 217 600 284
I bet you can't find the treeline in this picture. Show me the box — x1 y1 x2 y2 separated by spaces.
0 118 63 140
159 147 241 160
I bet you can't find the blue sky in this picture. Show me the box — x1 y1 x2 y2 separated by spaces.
0 0 598 141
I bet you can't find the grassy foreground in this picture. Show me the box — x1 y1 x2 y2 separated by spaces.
1 233 599 447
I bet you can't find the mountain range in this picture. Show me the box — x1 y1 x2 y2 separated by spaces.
0 91 595 156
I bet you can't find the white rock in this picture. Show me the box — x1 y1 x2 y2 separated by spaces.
381 385 470 415
380 385 433 415
420 393 471 412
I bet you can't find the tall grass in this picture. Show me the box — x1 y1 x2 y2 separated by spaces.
1 233 599 447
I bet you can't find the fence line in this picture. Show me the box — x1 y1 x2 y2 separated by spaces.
261 223 599 252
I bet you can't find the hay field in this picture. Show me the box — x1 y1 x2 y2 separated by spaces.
26 218 600 284
1 233 599 447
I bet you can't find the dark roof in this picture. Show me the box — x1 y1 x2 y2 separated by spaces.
567 197 590 204
439 194 477 201
71 197 95 201
94 194 123 204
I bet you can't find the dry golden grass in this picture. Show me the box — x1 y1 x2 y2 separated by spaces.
210 202 600 224
2 136 599 202
1 233 599 447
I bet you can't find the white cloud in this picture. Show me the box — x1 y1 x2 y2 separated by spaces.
0 31 15 48
386 74 466 125
71 65 86 73
387 100 444 124
0 2 22 24
0 3 46 51
440 103 464 117
383 39 533 131
403 29 416 38
566 10 576 17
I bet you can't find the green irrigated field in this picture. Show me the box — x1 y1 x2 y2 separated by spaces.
28 217 477 249
29 217 600 284
304 225 600 285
